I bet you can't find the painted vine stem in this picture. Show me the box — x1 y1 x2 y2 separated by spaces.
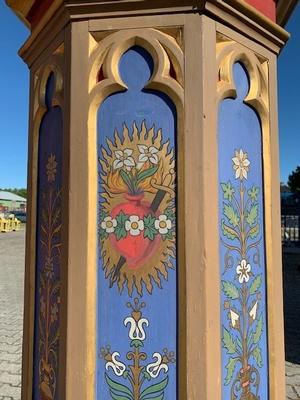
100 298 175 400
38 154 61 400
221 149 264 400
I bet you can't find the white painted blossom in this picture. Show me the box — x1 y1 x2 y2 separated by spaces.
101 216 117 233
146 353 169 378
236 259 251 283
249 301 258 321
113 149 135 171
232 149 250 180
230 310 240 328
154 215 172 235
124 316 149 341
105 352 126 377
125 215 144 236
137 145 159 168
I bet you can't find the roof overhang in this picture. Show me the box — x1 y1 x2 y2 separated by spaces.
277 0 298 26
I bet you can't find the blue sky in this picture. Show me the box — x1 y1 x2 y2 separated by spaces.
0 3 299 188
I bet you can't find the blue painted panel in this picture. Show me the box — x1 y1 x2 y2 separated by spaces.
97 47 177 399
33 73 63 400
218 63 269 399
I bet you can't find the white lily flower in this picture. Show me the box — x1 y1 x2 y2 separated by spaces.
154 215 172 235
101 216 117 233
137 145 159 168
146 353 169 378
236 259 251 283
232 149 250 180
124 316 149 341
230 310 240 328
113 149 135 171
105 352 126 377
249 301 258 321
125 215 144 236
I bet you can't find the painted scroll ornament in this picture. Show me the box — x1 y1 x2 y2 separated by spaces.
99 122 176 295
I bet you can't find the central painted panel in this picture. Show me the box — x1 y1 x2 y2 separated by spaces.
97 47 177 399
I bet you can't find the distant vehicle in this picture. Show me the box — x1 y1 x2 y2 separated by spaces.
11 211 26 223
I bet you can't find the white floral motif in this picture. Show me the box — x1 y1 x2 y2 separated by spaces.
101 216 117 233
249 301 258 321
105 352 126 377
154 215 172 235
125 216 144 236
236 259 251 283
232 149 250 180
146 353 169 378
124 316 149 341
230 310 240 328
137 145 159 168
113 149 135 171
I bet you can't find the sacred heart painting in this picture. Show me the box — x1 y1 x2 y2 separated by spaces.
98 121 176 295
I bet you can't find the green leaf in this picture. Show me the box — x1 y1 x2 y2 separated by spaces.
223 204 240 227
115 212 128 240
246 204 258 226
110 392 132 400
100 209 108 220
252 346 263 368
252 314 263 344
137 165 159 183
221 181 235 201
249 275 262 295
224 357 239 385
221 220 239 240
162 230 175 241
143 394 164 400
222 328 236 355
130 339 144 348
221 281 239 300
105 373 133 398
140 377 168 399
248 186 259 202
120 170 134 192
165 208 175 222
143 215 157 241
99 228 108 240
248 224 260 239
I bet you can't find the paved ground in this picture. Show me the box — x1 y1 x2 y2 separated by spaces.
0 230 299 398
0 230 24 400
283 249 300 399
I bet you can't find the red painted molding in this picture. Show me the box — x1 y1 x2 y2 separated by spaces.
27 0 55 28
245 0 276 21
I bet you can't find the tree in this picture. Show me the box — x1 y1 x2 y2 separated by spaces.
288 166 300 193
0 188 27 199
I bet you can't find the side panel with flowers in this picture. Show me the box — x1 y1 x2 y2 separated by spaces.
218 63 269 399
97 46 177 399
33 73 63 400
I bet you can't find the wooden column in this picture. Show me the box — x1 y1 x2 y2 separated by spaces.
6 1 291 399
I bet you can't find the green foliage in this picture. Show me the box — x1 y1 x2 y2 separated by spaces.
249 275 262 295
119 170 135 193
222 281 240 300
252 314 263 344
143 215 157 240
105 373 133 400
115 212 128 240
137 165 159 184
140 376 168 400
162 230 174 241
165 208 175 223
248 186 259 202
246 204 258 226
224 357 239 385
130 339 144 348
223 204 240 227
252 346 263 368
221 181 235 201
248 224 260 239
288 166 300 193
221 220 239 240
222 328 236 355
